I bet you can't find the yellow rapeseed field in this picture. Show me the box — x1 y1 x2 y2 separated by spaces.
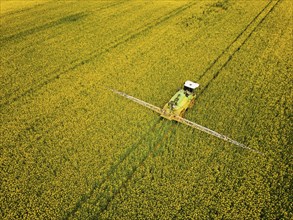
1 0 292 219
0 0 49 14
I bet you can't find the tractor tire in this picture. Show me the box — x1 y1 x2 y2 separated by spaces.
189 99 195 108
180 109 186 117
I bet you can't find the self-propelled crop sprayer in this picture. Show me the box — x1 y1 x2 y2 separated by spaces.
161 80 199 120
109 81 263 155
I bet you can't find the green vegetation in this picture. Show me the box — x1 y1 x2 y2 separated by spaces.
1 0 292 219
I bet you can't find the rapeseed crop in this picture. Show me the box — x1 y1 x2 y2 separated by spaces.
1 0 292 219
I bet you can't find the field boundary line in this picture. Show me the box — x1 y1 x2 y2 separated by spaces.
196 0 282 95
1 1 197 108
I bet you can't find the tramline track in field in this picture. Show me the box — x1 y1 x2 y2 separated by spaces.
92 123 176 219
64 120 174 219
1 1 161 93
0 12 89 44
1 1 197 108
0 0 157 88
1 0 143 58
0 0 59 19
196 0 282 95
63 87 178 218
0 0 127 32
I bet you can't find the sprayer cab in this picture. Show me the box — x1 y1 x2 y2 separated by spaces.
183 80 200 94
161 81 199 120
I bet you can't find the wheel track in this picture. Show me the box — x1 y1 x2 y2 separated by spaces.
196 0 282 96
1 0 132 55
2 0 164 84
2 103 165 220
1 0 139 94
93 124 178 219
0 0 127 31
0 0 57 19
2 97 161 174
88 122 177 219
0 0 132 78
0 12 88 45
0 1 89 39
1 1 197 108
63 119 168 219
91 122 173 218
0 1 148 93
196 0 274 81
